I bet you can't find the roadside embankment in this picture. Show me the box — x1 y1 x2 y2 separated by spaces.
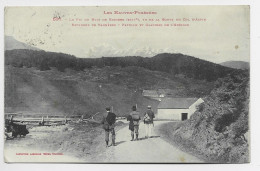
5 120 128 163
155 121 207 162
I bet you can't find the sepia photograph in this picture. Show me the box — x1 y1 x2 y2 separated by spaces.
3 6 250 163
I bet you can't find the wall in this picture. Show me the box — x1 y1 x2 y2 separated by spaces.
156 98 204 120
188 98 204 117
157 108 190 120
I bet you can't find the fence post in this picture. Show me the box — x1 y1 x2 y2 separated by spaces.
10 115 13 123
64 116 67 124
41 116 45 126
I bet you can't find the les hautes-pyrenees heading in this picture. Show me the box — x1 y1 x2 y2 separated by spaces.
104 11 157 15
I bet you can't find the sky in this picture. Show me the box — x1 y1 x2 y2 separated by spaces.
4 6 250 63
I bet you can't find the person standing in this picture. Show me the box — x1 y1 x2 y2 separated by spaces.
143 105 155 138
127 105 141 141
101 107 117 147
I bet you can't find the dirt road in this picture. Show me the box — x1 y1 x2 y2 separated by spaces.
4 121 203 163
93 121 203 163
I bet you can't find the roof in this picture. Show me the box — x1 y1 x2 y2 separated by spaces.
157 98 199 109
143 90 159 97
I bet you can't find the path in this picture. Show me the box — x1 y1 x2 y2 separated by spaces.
96 121 203 163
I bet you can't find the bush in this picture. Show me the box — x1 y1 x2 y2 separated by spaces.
172 71 249 163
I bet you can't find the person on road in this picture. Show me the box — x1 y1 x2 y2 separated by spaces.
101 107 117 147
143 105 155 138
127 105 141 141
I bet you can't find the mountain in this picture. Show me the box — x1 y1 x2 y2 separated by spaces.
4 49 239 118
150 53 235 81
5 36 40 51
220 61 249 70
5 50 235 82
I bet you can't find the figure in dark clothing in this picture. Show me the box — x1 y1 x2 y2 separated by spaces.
101 107 117 147
127 106 141 141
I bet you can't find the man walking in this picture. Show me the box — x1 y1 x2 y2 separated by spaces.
101 107 117 147
127 105 141 141
143 105 155 138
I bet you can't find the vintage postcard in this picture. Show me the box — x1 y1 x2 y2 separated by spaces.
4 6 250 163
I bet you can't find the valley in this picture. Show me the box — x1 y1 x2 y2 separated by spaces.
4 37 249 163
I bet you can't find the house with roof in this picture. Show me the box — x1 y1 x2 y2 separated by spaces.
142 90 159 98
157 98 204 120
142 90 165 101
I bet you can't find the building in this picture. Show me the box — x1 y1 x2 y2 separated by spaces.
142 90 165 101
142 90 159 98
157 98 204 120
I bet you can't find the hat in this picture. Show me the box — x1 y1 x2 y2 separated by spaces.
147 105 152 109
106 107 111 111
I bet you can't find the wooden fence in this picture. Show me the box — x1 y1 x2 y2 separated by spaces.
4 112 126 126
4 113 96 126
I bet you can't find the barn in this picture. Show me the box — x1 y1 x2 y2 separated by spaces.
157 98 204 120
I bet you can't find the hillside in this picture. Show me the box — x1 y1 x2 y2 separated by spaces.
165 70 249 163
5 49 235 82
4 66 155 118
5 49 237 120
220 61 249 70
5 36 40 51
5 65 213 119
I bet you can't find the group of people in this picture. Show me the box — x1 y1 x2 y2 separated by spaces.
101 105 155 147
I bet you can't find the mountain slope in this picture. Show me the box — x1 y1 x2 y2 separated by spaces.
220 61 249 70
150 53 234 81
5 36 40 51
4 66 153 118
4 49 238 119
5 65 214 119
5 50 235 82
169 70 249 163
